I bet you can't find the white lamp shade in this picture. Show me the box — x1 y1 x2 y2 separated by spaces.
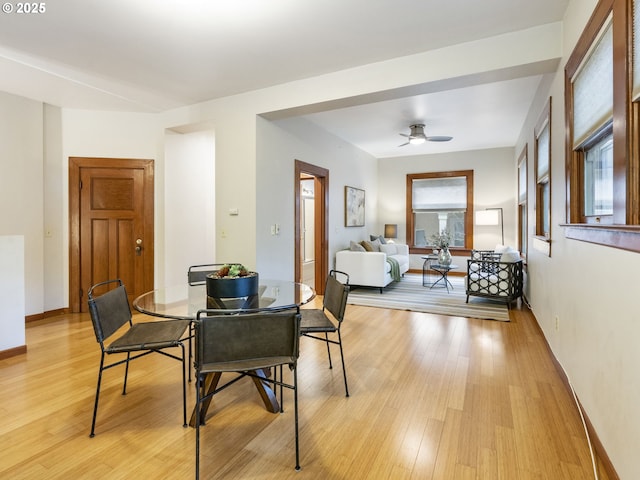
475 210 500 226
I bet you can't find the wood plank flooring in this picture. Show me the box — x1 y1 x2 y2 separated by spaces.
0 301 610 479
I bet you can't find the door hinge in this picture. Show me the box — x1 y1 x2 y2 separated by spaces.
79 180 83 189
79 288 83 300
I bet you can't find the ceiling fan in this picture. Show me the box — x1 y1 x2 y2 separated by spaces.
398 124 452 146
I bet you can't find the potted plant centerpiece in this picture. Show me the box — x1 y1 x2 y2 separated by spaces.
430 230 452 266
205 263 259 308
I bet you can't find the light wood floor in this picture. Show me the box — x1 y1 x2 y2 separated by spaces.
0 300 610 479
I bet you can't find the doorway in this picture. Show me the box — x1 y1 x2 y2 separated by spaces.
69 157 155 312
294 160 328 295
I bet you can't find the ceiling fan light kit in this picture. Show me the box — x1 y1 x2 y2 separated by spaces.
399 123 452 147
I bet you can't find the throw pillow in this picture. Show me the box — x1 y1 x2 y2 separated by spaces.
494 244 509 254
500 248 521 263
370 238 382 251
370 234 387 244
360 240 374 252
350 241 366 252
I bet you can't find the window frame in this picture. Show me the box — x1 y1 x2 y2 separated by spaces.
406 170 474 255
563 0 640 252
517 145 528 261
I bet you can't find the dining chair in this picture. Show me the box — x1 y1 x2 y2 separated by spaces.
300 269 350 397
187 263 228 285
193 309 302 477
186 263 244 373
87 279 190 437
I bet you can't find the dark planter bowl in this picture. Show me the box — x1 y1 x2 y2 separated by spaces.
206 272 259 299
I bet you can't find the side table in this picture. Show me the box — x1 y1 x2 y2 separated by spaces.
421 254 439 286
430 263 459 293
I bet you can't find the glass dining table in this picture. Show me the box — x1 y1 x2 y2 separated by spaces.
133 279 315 320
133 279 315 426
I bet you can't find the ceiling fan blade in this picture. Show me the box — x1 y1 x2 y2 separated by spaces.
399 133 410 138
398 141 410 147
426 136 453 142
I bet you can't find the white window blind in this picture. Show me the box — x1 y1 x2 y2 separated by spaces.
572 18 613 148
412 177 467 212
536 121 550 180
518 158 527 203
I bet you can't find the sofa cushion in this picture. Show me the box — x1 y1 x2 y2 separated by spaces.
379 243 397 255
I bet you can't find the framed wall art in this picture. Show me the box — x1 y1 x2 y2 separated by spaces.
345 186 365 227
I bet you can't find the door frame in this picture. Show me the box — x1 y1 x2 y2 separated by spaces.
294 160 329 295
69 157 155 312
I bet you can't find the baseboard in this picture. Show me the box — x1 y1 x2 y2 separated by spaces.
26 307 70 324
529 306 619 480
0 345 27 360
2 309 69 360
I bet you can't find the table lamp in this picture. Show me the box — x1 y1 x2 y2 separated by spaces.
384 224 398 242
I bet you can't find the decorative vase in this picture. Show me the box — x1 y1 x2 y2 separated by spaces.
438 247 452 266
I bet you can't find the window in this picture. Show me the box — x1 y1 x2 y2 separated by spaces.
567 13 614 225
564 0 640 251
583 128 613 217
534 98 551 251
406 170 474 252
517 146 528 258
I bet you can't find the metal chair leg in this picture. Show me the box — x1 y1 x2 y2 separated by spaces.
294 366 300 471
90 354 106 438
337 330 349 397
122 352 131 395
324 332 333 368
180 343 187 427
195 373 202 480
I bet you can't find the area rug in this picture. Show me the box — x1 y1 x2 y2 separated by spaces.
347 274 510 322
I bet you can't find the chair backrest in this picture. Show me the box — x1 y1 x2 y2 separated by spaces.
87 279 132 344
188 264 225 285
322 270 349 323
194 311 301 368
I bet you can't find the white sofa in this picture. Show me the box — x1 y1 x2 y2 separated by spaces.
335 243 409 292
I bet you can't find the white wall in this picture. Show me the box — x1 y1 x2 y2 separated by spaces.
60 109 165 289
43 105 65 310
164 129 215 287
514 1 640 478
378 147 516 269
0 236 25 350
256 116 378 279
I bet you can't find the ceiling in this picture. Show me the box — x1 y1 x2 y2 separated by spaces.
0 0 569 157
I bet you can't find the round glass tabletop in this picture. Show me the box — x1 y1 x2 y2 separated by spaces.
133 279 315 320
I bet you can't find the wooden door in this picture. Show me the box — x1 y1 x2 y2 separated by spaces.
70 157 154 312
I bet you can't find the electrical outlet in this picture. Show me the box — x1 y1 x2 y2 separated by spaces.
555 315 560 331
